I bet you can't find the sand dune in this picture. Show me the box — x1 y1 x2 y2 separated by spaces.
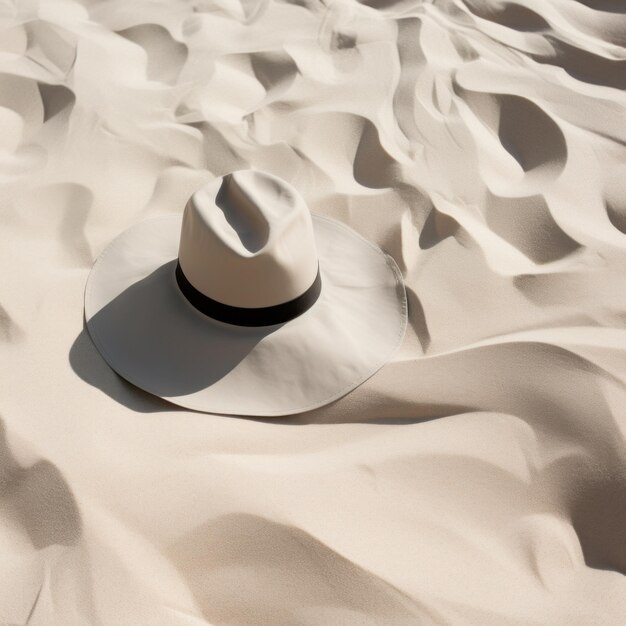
0 0 625 623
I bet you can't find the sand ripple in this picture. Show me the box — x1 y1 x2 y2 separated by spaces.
0 0 624 623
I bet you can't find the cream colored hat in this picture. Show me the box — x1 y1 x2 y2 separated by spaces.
85 170 407 416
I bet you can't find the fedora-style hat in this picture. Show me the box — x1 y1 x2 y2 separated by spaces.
84 170 407 416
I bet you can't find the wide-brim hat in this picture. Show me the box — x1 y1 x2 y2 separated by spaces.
85 170 407 416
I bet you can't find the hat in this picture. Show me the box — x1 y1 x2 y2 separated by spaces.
84 170 407 416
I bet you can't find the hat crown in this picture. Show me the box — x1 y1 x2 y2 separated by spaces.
178 170 319 309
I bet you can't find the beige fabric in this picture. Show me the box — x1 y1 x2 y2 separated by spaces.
178 171 319 308
85 213 407 415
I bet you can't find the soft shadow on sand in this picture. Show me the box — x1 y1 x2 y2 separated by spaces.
168 513 438 624
0 419 81 549
70 327 179 413
246 404 476 427
533 39 626 90
463 0 550 31
574 0 625 11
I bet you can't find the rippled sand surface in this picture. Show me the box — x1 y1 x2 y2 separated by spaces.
1 0 625 623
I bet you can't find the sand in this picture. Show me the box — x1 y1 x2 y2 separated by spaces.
0 0 625 623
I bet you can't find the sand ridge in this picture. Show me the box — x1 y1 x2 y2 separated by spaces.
0 0 625 623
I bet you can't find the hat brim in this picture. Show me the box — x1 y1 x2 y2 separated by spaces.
85 214 407 416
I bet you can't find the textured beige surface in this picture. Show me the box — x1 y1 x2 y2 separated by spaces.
0 0 625 624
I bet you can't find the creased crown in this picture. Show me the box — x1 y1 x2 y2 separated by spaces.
178 170 319 309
